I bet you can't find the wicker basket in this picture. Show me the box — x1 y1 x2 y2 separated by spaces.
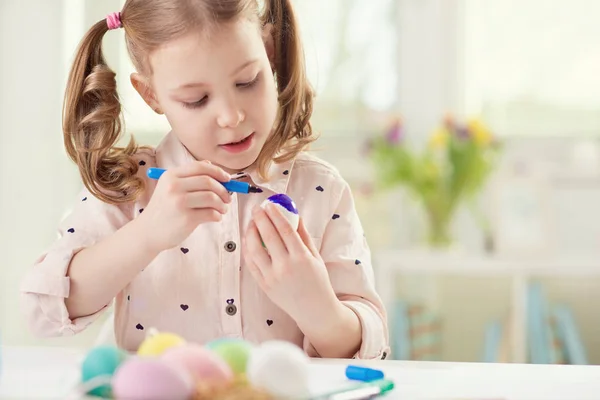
192 374 274 400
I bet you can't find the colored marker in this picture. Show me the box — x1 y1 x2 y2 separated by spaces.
146 167 262 194
345 365 385 382
312 379 394 400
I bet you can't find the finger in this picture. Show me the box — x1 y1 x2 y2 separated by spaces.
297 217 320 258
252 206 288 260
245 220 272 271
191 208 223 223
175 160 231 182
264 203 306 256
244 253 267 292
180 175 231 203
243 232 264 278
185 191 229 214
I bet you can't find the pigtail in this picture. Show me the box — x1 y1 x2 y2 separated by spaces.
63 19 143 205
259 0 316 177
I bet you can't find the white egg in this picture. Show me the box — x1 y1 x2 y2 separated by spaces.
260 194 299 231
247 340 310 399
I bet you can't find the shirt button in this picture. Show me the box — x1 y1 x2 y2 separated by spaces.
224 241 237 252
225 304 237 316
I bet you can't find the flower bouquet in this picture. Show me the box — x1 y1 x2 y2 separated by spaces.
367 116 502 247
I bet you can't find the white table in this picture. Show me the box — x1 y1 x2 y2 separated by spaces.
2 346 600 399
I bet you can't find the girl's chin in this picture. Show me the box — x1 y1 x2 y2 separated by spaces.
215 155 259 175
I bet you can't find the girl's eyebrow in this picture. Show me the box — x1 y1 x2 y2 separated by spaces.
173 59 260 91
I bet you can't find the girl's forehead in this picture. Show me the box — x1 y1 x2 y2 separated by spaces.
149 19 264 87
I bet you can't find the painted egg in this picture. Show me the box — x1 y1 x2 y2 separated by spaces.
247 340 310 399
137 331 186 357
204 337 237 349
205 338 254 375
112 358 193 400
161 343 233 384
261 194 299 231
80 345 128 398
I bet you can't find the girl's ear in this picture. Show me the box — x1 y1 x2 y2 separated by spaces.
130 73 163 114
262 23 275 70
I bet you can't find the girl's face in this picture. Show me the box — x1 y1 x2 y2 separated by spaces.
133 18 278 173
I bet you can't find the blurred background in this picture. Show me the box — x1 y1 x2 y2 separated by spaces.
1 0 600 366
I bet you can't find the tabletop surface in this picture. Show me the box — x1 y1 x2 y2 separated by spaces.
2 345 600 399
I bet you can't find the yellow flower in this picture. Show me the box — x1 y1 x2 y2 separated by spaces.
467 118 492 146
429 128 450 149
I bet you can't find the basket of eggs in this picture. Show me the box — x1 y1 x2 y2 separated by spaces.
73 329 312 400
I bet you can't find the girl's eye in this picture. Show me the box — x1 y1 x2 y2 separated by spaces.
182 96 208 109
237 74 260 89
180 73 260 109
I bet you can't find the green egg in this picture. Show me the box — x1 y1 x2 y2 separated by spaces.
81 345 128 397
205 337 235 349
206 338 254 375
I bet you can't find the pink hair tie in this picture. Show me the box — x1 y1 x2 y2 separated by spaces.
106 12 122 30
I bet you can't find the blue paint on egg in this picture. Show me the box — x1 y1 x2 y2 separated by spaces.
267 194 298 215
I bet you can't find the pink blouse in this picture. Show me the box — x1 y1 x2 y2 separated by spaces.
20 132 390 359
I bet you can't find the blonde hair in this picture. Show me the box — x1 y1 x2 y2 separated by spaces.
63 0 315 205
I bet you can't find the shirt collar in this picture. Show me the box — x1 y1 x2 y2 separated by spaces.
154 131 294 194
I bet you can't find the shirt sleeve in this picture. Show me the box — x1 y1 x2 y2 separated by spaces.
20 189 133 338
303 178 390 360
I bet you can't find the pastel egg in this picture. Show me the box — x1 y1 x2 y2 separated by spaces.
247 340 310 399
261 194 299 230
137 331 186 357
205 338 254 375
204 337 237 349
81 345 128 398
161 343 233 384
112 358 193 400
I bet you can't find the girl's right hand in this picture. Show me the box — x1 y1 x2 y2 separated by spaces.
139 161 232 252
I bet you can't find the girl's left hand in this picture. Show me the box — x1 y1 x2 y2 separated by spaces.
243 204 337 323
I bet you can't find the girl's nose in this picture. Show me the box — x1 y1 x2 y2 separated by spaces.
217 98 245 128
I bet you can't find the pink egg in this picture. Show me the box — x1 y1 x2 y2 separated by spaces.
112 358 193 400
162 344 233 384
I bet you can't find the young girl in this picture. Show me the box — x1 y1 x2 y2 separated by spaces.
20 0 389 360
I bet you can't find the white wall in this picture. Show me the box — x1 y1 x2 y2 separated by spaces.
0 1 98 347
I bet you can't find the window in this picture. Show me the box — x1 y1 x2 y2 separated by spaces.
463 0 600 137
101 1 600 142
295 0 400 131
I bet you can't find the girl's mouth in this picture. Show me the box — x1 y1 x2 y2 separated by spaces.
219 132 255 153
